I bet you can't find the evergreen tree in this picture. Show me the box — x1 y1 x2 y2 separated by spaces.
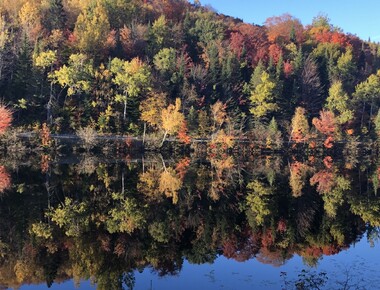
41 0 66 32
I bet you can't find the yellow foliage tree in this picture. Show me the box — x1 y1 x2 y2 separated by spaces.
74 0 111 56
159 168 182 204
18 1 42 42
290 107 310 143
161 98 184 146
139 91 167 141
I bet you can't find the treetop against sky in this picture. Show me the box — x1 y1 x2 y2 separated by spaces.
195 0 380 41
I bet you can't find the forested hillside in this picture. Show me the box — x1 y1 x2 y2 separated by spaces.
1 0 380 148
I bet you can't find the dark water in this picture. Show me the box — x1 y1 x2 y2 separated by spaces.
1 152 380 289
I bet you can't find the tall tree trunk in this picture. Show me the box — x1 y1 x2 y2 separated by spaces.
361 101 366 129
47 81 53 125
160 130 168 147
143 122 146 144
47 66 54 124
122 167 125 195
47 102 51 125
123 98 127 121
369 102 374 131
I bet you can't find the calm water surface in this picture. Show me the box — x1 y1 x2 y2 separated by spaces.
1 152 379 289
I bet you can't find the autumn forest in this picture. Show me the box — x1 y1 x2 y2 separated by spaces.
2 0 380 289
1 0 380 150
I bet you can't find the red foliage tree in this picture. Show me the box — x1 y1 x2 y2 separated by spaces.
229 32 245 58
0 105 12 134
277 219 287 233
330 31 349 46
308 26 350 47
323 156 333 169
175 157 191 180
229 23 269 66
0 166 11 193
222 236 238 259
268 43 283 64
283 61 293 77
261 229 274 248
323 136 334 149
311 26 331 43
177 121 191 144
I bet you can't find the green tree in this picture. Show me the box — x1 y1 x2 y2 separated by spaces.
153 47 177 91
41 0 66 32
249 71 278 120
12 35 35 106
110 57 151 123
246 180 274 226
106 193 146 234
103 0 140 29
247 61 265 89
190 11 224 45
325 81 353 125
51 53 94 98
0 13 12 84
149 15 170 54
353 70 380 130
334 48 357 90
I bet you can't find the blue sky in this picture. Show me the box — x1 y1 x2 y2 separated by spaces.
195 0 380 41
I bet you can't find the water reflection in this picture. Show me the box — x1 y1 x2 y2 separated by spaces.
0 151 379 288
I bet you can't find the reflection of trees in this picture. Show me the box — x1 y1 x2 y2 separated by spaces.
310 161 351 218
245 179 275 225
289 161 313 197
0 153 378 288
209 155 236 201
349 194 380 226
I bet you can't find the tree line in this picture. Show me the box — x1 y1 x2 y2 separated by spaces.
1 0 380 149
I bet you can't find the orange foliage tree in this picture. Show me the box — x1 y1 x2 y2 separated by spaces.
0 105 12 134
268 44 283 64
40 123 51 147
310 170 335 194
265 14 304 44
308 26 350 47
312 110 336 148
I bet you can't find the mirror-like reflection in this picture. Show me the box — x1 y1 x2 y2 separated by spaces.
0 150 379 289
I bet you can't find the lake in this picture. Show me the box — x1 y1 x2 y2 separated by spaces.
1 150 379 289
